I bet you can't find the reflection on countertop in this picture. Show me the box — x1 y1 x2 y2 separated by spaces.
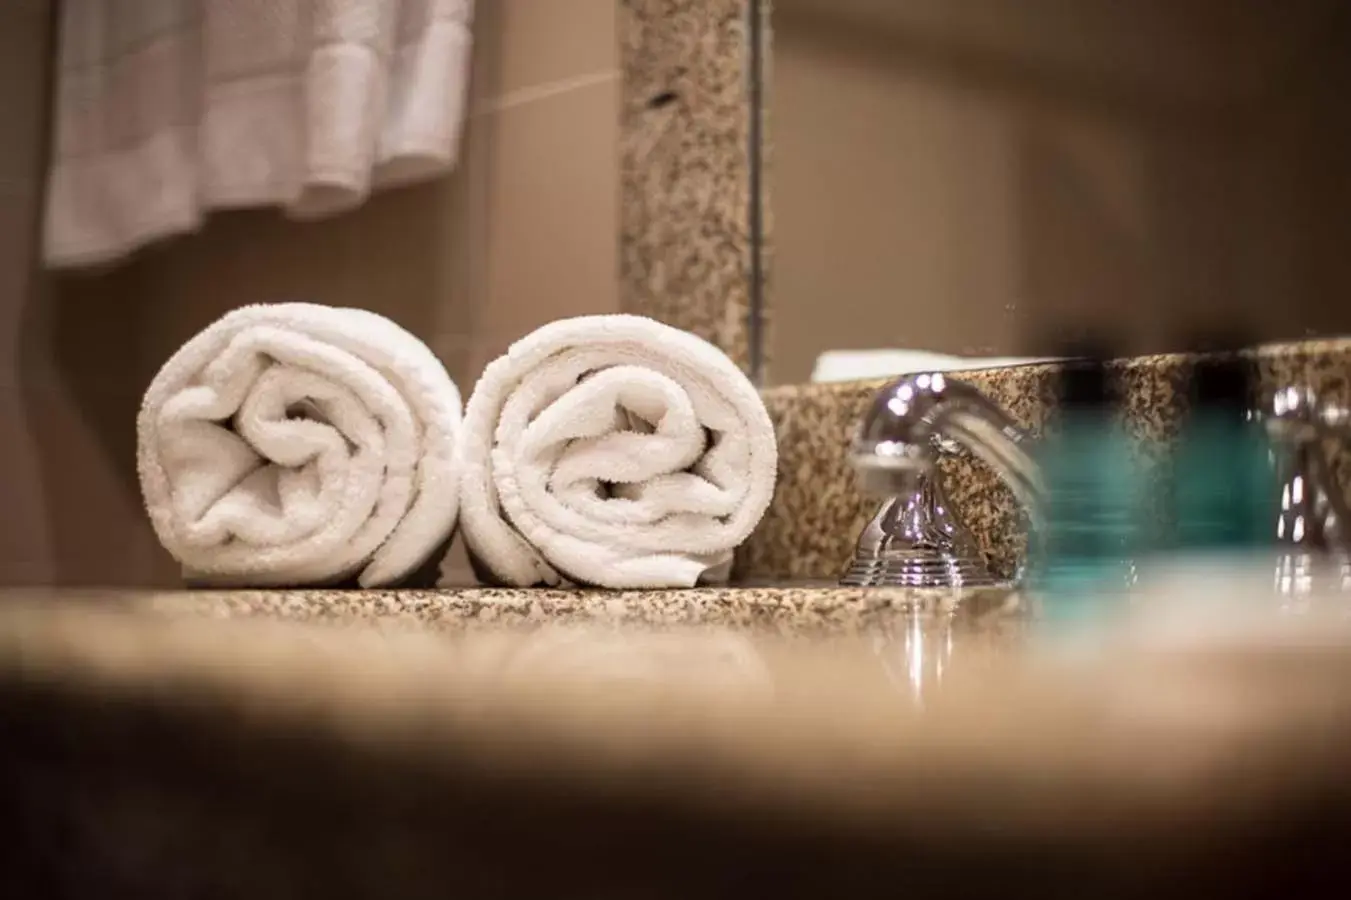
4 587 1351 897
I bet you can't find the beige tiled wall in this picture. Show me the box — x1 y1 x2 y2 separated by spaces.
2 0 620 586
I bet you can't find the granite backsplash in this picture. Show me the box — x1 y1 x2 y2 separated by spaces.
736 339 1351 583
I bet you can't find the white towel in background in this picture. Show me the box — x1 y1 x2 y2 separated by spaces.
137 302 462 588
45 0 476 269
459 315 778 590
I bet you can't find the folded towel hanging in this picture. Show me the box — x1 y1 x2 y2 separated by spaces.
45 0 476 268
137 302 461 588
458 315 778 589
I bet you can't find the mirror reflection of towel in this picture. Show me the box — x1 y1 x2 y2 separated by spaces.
811 349 1052 383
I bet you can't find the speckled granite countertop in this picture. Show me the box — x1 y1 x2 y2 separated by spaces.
5 588 1351 897
128 583 1024 634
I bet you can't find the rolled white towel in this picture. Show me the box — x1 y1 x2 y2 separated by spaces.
459 315 777 589
137 303 461 588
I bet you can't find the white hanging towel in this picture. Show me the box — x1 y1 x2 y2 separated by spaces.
45 0 476 268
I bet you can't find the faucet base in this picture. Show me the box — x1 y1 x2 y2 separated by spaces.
841 552 1002 588
841 471 1006 589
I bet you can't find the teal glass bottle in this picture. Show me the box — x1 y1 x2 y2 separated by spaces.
1028 355 1141 624
1172 353 1274 552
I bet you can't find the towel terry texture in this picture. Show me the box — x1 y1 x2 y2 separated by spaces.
137 302 461 588
46 0 475 268
458 315 778 589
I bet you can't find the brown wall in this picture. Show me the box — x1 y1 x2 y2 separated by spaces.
770 0 1351 383
1 0 620 587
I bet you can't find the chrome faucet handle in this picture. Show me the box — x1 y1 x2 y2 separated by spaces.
1264 385 1351 444
1260 387 1351 594
843 373 1042 589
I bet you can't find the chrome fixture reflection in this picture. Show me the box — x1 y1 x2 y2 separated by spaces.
842 373 1044 587
872 609 954 706
1263 385 1351 595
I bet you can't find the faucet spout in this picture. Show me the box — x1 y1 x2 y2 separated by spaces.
852 373 1045 523
843 373 1044 587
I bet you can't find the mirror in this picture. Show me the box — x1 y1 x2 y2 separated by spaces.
754 0 1351 384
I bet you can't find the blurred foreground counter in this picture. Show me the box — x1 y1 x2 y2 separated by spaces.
2 588 1350 898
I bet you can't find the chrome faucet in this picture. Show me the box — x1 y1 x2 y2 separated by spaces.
842 372 1044 587
1264 385 1351 594
842 371 1351 593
